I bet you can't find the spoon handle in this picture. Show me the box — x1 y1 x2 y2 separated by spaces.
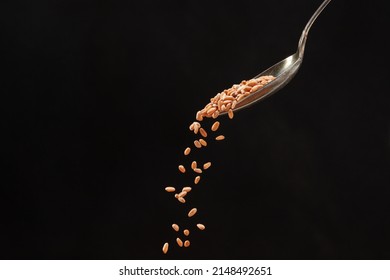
298 0 332 58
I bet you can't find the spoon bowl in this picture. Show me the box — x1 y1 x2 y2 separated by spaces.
228 0 331 113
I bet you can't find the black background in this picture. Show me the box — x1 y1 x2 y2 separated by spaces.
1 0 389 259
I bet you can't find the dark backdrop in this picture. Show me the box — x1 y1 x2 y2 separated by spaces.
1 0 389 259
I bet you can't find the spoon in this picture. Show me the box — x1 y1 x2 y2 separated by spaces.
229 0 332 113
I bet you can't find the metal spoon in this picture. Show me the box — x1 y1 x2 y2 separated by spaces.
229 0 332 113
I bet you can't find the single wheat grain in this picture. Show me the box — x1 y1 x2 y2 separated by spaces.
178 165 186 173
184 147 191 156
176 238 183 247
162 242 169 254
188 208 197 217
199 139 207 146
172 224 179 232
203 162 211 170
228 109 234 119
165 187 175 193
194 168 202 174
211 121 220 131
197 224 205 230
194 140 202 148
200 128 207 138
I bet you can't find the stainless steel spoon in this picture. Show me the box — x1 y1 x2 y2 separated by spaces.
230 0 331 113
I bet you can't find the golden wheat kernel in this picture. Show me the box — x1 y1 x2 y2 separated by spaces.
194 168 202 174
178 191 187 198
215 135 225 141
178 197 186 203
165 187 175 193
237 85 245 94
184 147 191 156
191 161 197 170
206 106 217 115
189 123 195 131
176 238 183 247
203 162 211 170
251 84 261 92
197 224 205 230
211 121 220 132
199 127 208 138
236 94 244 102
194 126 199 134
231 100 237 109
183 229 190 236
178 165 186 173
182 187 192 192
196 111 203 121
162 242 169 254
193 122 201 134
194 176 200 184
188 208 197 217
172 224 179 232
228 109 234 119
194 140 202 148
199 139 207 146
223 100 231 106
217 100 223 111
243 85 252 92
212 110 219 119
247 79 257 86
174 193 179 198
184 240 190 247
